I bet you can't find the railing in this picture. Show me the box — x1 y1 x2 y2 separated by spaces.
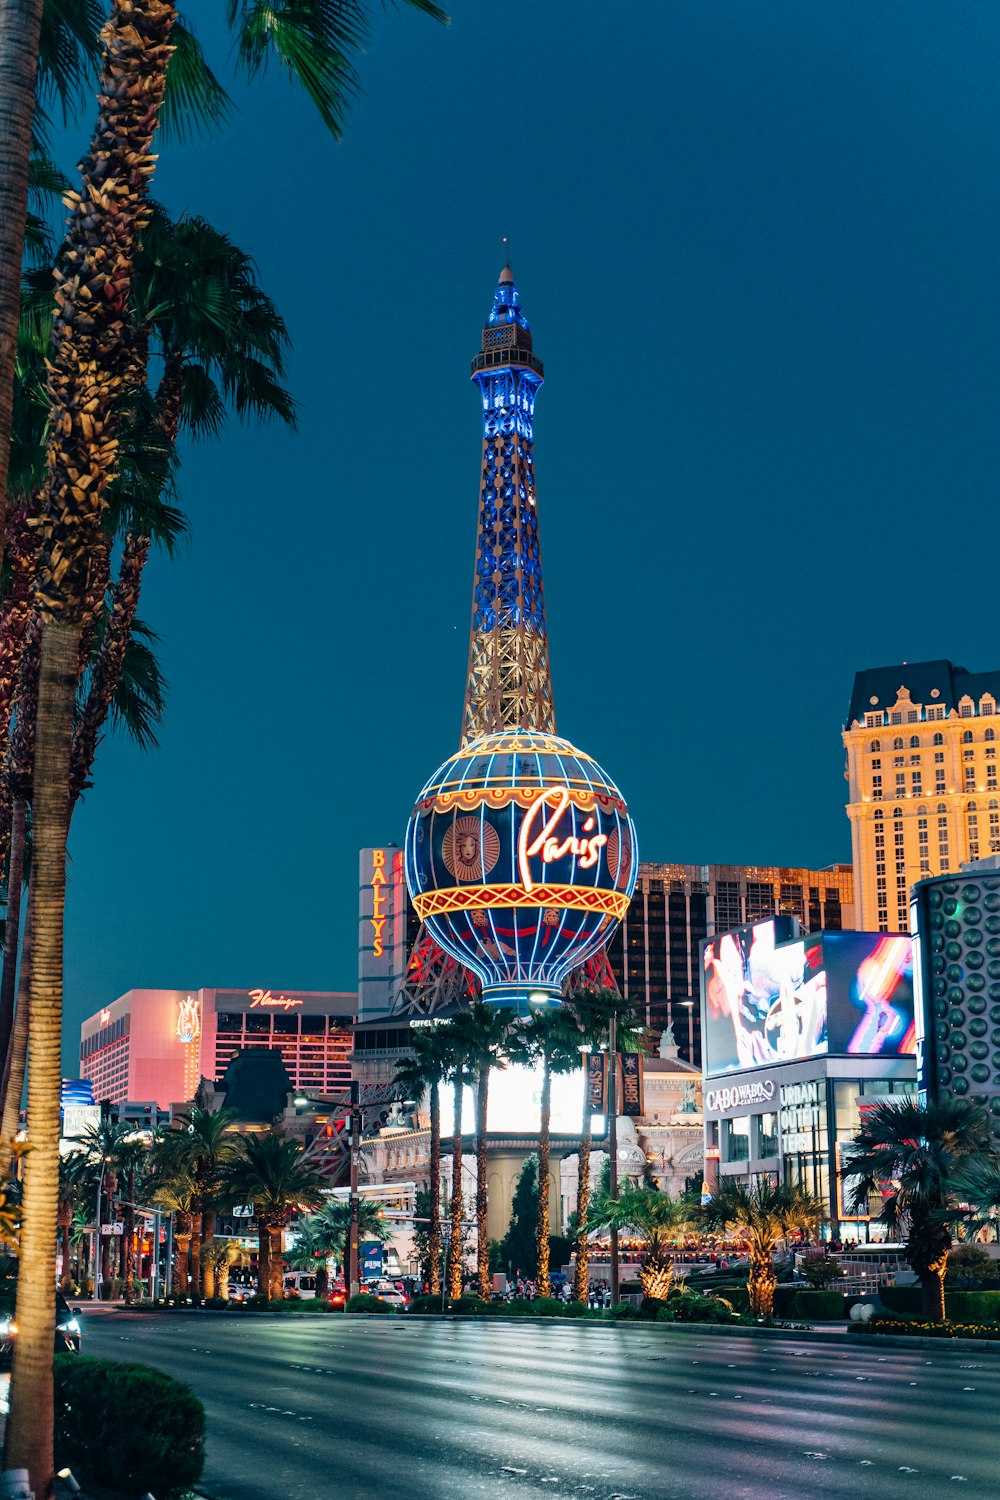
471 349 544 377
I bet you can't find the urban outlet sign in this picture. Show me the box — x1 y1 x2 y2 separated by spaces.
780 1079 823 1153
704 1078 775 1114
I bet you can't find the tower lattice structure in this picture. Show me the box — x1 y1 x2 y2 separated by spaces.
392 266 615 1016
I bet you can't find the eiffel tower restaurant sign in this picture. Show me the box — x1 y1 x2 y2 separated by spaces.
404 730 638 1011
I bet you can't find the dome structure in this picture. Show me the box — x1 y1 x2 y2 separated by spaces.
404 730 638 1010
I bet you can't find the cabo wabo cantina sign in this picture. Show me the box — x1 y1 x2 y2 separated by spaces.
405 730 638 1008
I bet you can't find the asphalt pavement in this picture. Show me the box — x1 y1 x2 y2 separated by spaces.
80 1309 999 1500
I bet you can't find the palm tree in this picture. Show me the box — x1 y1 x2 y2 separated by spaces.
589 1185 692 1299
392 1026 449 1294
74 1117 134 1293
567 989 643 1302
158 1106 240 1298
951 1153 1000 1242
701 1176 826 1318
438 1023 472 1299
290 1199 390 1296
508 1008 585 1297
201 1236 249 1301
115 1132 148 1303
842 1096 991 1321
449 1001 510 1299
222 1135 326 1302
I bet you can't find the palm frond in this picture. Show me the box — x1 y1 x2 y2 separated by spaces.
107 625 168 752
161 18 233 143
37 0 103 119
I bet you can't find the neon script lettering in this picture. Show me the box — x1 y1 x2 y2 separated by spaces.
248 989 303 1011
370 850 387 957
516 786 608 892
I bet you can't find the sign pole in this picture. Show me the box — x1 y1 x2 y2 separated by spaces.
609 1011 620 1307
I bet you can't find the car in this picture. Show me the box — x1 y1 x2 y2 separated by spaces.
283 1272 318 1300
328 1283 347 1310
371 1283 407 1309
0 1284 81 1369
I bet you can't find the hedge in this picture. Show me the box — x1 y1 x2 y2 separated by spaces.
346 1294 397 1313
866 1316 1000 1341
54 1355 205 1500
878 1285 922 1316
945 1290 1000 1325
794 1290 846 1321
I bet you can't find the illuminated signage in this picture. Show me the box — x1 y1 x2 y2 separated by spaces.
370 851 388 957
176 995 201 1046
704 1078 775 1114
517 786 608 892
248 989 303 1011
99 1009 111 1025
780 1079 822 1152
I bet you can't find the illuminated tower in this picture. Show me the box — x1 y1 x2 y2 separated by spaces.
461 266 555 745
390 265 615 1016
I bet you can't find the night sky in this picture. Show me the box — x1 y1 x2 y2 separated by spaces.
58 2 1000 1068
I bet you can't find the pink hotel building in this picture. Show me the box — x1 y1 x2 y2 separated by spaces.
79 987 356 1109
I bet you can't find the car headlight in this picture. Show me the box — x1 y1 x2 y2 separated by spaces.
57 1319 80 1336
0 1321 16 1338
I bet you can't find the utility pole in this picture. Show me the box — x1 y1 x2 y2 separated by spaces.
609 1010 619 1307
346 1081 362 1299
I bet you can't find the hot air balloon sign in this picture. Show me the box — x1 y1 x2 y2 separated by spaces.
404 731 638 1010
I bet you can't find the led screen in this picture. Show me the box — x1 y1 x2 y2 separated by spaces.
702 922 915 1077
438 1062 602 1136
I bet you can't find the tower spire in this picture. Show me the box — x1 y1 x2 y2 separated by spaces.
460 266 555 747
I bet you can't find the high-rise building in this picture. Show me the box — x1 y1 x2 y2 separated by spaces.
80 987 356 1109
608 861 854 1065
844 661 1000 933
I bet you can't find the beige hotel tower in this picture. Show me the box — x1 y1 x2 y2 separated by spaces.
844 660 1000 932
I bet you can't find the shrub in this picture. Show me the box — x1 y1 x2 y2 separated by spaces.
609 1301 640 1319
639 1297 666 1320
711 1284 750 1313
799 1252 845 1290
447 1295 487 1315
203 1296 227 1309
946 1290 1000 1325
407 1294 444 1314
346 1294 397 1314
867 1315 1000 1341
946 1246 995 1288
879 1285 923 1316
771 1285 801 1318
794 1290 846 1321
658 1292 735 1324
54 1356 205 1500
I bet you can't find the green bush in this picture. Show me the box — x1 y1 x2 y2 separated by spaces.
771 1285 802 1318
799 1252 845 1290
794 1289 846 1321
867 1315 1000 1341
946 1245 994 1287
658 1292 735 1324
54 1355 205 1500
407 1294 444 1314
203 1295 227 1309
346 1294 397 1314
609 1301 640 1319
879 1285 923 1316
946 1290 1000 1325
447 1295 487 1315
639 1297 666 1320
709 1283 750 1313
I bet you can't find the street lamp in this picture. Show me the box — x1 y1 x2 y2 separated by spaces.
680 1000 694 1060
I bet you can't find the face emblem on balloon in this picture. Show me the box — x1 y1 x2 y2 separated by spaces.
405 730 638 1011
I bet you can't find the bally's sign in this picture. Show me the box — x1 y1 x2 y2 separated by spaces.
704 1078 776 1115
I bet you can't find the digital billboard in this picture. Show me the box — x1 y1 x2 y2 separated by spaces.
438 1061 601 1136
702 920 914 1077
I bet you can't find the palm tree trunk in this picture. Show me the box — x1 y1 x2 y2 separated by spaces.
122 1166 136 1302
428 1081 441 1294
256 1222 270 1303
172 1233 190 1295
0 0 45 572
315 1261 328 1300
475 1065 490 1300
536 1062 552 1297
448 1077 463 1299
747 1246 777 1318
189 1213 202 1300
0 890 30 1142
573 1089 593 1303
921 1256 948 1321
268 1227 283 1301
201 1205 217 1298
0 796 26 1066
3 613 77 1493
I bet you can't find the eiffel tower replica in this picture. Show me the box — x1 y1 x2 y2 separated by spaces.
391 261 617 1017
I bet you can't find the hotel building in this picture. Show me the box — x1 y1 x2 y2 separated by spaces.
607 861 855 1065
80 987 356 1109
844 660 1000 933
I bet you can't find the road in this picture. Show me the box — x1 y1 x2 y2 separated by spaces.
81 1310 998 1500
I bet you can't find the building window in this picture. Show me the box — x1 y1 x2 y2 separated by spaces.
933 732 944 746
894 755 905 768
865 713 884 729
961 703 973 718
909 736 920 749
723 1117 751 1164
927 706 945 722
870 739 881 752
872 758 881 770
987 729 996 742
934 751 944 764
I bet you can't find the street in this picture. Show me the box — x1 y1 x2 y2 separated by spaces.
79 1310 999 1500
